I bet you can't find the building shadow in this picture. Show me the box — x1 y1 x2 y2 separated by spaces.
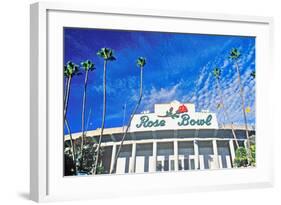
17 192 30 200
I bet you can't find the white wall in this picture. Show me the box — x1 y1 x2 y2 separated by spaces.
0 0 280 204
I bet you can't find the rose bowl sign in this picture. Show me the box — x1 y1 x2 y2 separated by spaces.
130 101 218 132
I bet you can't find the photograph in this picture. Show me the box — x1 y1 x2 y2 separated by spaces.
63 27 256 176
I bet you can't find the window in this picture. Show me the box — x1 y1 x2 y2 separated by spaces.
164 159 169 171
156 161 162 171
170 159 175 171
190 159 195 170
178 160 183 170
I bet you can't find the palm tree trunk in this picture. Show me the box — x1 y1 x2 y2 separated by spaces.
81 70 89 153
93 60 107 174
65 117 77 174
234 61 252 161
64 76 77 174
216 78 240 148
110 67 143 174
64 77 68 110
64 76 71 121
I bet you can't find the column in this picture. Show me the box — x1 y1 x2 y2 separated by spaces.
212 139 219 169
174 140 179 171
193 140 199 170
152 141 157 172
130 142 136 173
229 139 236 167
110 143 117 173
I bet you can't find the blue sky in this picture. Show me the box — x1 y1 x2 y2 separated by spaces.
64 28 255 134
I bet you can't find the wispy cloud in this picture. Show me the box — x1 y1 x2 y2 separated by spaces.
189 43 256 126
140 82 182 111
64 28 255 133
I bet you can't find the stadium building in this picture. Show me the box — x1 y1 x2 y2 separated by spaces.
65 101 255 174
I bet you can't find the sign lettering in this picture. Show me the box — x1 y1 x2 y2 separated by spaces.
135 114 213 129
178 114 212 126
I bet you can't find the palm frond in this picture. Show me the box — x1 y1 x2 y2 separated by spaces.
97 48 116 61
136 57 146 68
213 67 221 79
250 71 256 79
81 60 95 71
64 61 80 77
229 48 241 60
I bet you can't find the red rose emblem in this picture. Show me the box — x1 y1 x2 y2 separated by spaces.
178 104 188 113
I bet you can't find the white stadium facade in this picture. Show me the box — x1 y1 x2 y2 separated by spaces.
65 101 255 174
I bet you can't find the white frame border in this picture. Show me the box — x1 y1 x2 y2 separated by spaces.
30 2 274 202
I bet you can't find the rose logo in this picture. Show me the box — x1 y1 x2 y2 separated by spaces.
158 104 188 119
178 104 188 113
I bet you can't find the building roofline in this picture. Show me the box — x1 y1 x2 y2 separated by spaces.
64 124 255 141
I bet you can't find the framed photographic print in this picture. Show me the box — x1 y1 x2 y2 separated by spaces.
30 2 274 202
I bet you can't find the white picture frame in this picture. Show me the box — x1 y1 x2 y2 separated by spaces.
30 2 274 202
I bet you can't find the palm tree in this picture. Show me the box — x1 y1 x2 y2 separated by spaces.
80 60 95 155
93 48 116 174
249 70 256 159
229 48 252 162
250 71 256 79
110 57 146 174
213 67 240 148
64 61 79 174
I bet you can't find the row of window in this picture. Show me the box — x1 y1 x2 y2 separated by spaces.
100 139 246 174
